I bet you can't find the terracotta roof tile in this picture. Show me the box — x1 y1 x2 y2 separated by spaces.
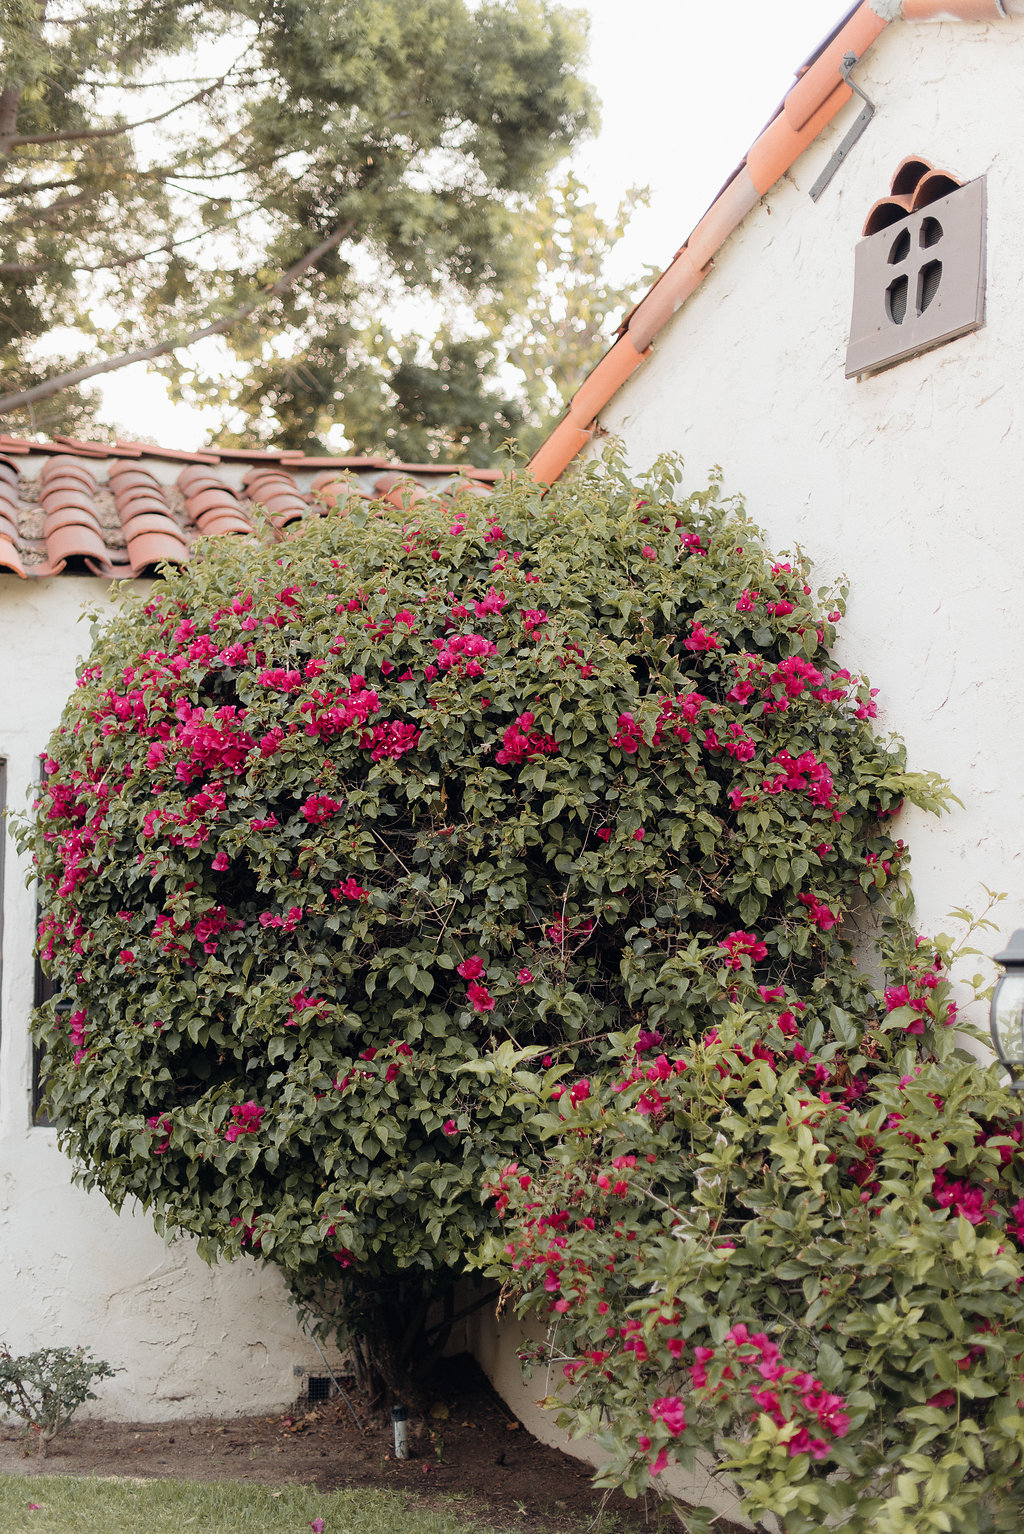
0 466 25 577
108 465 190 577
0 435 492 577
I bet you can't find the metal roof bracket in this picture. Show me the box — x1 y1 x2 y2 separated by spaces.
809 52 877 202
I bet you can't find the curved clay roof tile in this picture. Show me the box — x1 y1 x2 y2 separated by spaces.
115 492 172 519
40 490 100 521
108 465 161 490
43 522 115 571
0 536 26 577
187 487 245 518
177 465 225 492
39 475 98 503
246 470 305 498
127 532 189 574
259 491 307 516
309 472 367 510
43 506 104 537
912 169 962 209
0 459 19 486
194 512 254 537
241 463 293 487
41 459 95 489
862 193 915 235
122 513 189 546
890 155 934 196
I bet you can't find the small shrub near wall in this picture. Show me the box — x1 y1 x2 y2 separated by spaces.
24 450 954 1408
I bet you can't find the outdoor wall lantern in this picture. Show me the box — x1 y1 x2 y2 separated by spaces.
989 931 1024 1090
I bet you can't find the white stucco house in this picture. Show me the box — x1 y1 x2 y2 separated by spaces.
1 3 1023 1498
531 0 1024 985
0 446 499 1421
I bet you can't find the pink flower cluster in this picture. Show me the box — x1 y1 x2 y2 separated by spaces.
434 632 498 677
147 1114 172 1154
169 704 256 787
651 691 704 747
723 1325 851 1459
719 931 768 970
360 719 421 760
763 749 835 810
302 794 344 823
798 892 840 932
495 712 559 765
683 619 720 653
609 713 644 754
457 955 495 1013
884 953 956 1033
225 1101 266 1141
300 676 380 740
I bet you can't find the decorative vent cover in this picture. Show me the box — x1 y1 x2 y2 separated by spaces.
846 157 986 379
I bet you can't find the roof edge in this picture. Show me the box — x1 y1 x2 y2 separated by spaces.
527 0 1017 487
0 434 499 479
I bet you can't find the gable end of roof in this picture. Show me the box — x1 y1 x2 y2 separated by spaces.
528 0 1020 487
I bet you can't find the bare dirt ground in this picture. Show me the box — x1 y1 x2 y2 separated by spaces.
0 1356 683 1532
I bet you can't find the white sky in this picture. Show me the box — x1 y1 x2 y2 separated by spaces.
95 0 840 448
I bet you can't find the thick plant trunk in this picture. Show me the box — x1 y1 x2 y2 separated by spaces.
286 1265 461 1415
337 1272 455 1411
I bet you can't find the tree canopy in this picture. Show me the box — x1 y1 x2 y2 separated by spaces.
0 0 600 456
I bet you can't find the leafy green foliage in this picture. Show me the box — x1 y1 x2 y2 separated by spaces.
481 173 654 458
0 1344 117 1455
23 452 944 1398
485 918 1024 1527
0 0 593 452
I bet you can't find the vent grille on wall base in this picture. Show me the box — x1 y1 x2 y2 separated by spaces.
306 1376 334 1402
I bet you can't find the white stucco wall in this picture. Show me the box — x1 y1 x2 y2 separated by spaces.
590 19 1024 988
0 578 339 1420
470 1308 751 1527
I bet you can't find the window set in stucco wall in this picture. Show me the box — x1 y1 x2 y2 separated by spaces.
846 155 986 378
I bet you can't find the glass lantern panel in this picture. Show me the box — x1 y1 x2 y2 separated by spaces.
992 974 1024 1072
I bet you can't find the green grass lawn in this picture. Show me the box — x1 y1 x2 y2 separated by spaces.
0 1476 578 1534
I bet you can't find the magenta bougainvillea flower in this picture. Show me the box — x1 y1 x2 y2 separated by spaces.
466 982 495 1014
224 1102 266 1141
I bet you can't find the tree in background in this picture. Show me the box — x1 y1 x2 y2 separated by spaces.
481 173 652 456
0 0 602 455
212 176 653 464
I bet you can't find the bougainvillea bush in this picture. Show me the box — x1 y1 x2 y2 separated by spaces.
23 451 951 1401
487 945 1024 1533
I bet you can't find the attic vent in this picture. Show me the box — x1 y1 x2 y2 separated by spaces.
846 157 986 379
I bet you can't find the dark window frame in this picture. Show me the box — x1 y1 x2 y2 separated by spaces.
30 757 57 1127
0 757 5 1056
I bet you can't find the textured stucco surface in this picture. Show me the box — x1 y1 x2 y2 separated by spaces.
0 579 339 1420
469 1308 752 1526
586 19 1024 992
